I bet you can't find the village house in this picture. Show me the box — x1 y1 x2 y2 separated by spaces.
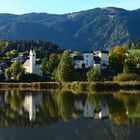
71 50 109 70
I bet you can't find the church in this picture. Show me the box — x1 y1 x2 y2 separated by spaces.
23 49 40 75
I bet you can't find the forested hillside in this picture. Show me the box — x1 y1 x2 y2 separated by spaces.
124 40 140 49
0 7 140 51
0 40 63 58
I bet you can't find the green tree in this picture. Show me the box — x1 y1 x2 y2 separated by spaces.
109 46 127 74
10 49 18 57
40 57 47 76
5 61 25 80
136 64 140 75
5 49 18 59
46 53 60 73
123 55 137 74
55 50 75 82
5 68 11 79
73 51 80 56
87 68 104 82
5 51 11 59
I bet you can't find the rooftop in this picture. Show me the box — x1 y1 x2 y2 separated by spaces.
83 51 93 54
73 56 84 60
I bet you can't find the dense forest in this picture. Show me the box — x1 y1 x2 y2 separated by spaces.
0 7 140 51
0 40 63 58
124 40 140 50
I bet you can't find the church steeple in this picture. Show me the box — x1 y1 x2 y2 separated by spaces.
29 48 36 73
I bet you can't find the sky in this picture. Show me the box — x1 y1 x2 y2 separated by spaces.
0 0 139 15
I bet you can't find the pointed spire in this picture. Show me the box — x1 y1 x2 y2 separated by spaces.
30 45 34 51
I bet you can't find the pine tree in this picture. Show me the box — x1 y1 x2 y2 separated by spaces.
55 50 75 82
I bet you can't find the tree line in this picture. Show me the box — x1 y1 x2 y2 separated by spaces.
0 40 63 59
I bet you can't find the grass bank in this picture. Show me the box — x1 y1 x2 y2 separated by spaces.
0 81 140 92
62 81 140 92
0 82 62 90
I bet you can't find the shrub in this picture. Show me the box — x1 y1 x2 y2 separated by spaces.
113 73 140 81
78 82 88 91
87 68 104 82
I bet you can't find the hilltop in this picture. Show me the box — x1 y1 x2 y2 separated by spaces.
0 7 140 51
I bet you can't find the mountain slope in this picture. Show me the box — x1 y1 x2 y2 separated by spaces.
0 7 140 51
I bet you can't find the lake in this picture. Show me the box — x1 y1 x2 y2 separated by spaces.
0 90 140 140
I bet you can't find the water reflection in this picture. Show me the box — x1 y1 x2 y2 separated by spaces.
74 96 109 119
0 90 140 140
24 94 42 121
0 90 140 127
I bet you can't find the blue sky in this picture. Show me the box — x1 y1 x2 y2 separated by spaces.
0 0 139 14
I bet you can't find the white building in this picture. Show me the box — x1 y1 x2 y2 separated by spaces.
94 50 109 65
83 51 94 68
73 56 85 69
23 49 40 75
72 50 109 70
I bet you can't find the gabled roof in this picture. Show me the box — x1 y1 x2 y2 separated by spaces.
23 59 30 67
83 51 93 54
100 50 109 54
73 56 84 60
93 50 109 54
23 59 41 67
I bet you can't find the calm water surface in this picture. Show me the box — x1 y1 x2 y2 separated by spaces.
0 90 140 140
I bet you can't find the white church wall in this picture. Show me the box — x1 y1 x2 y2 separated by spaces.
23 49 40 75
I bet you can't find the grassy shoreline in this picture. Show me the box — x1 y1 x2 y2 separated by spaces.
0 81 140 92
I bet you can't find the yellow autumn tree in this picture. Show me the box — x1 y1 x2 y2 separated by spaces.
109 46 127 73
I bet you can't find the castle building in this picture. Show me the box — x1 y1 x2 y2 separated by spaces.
23 49 40 75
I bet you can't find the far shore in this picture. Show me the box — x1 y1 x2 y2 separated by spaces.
0 81 140 92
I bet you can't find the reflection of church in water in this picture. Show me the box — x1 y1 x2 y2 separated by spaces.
74 100 109 119
23 94 42 121
23 93 109 121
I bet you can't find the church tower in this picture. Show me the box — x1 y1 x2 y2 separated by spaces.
29 49 36 73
